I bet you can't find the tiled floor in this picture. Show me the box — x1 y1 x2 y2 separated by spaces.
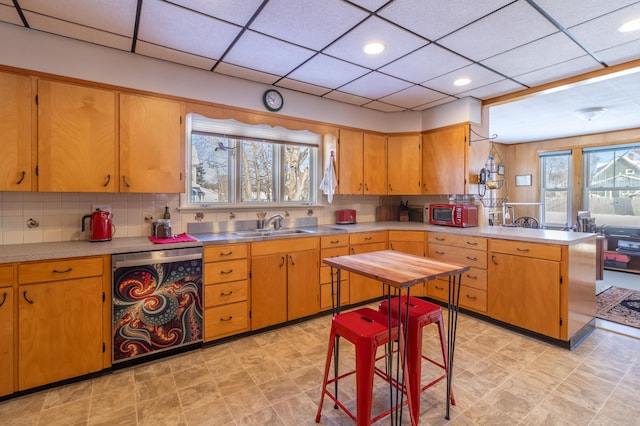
1 306 640 426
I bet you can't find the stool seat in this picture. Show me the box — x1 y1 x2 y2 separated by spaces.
315 307 415 425
379 296 454 420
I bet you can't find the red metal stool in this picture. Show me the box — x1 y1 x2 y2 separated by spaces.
315 307 415 425
378 296 455 421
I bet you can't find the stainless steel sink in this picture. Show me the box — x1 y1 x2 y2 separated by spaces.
232 228 315 238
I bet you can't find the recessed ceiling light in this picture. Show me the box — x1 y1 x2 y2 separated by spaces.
454 77 471 86
619 17 640 32
363 42 385 55
575 107 607 121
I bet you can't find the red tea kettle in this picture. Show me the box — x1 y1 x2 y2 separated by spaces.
82 209 114 242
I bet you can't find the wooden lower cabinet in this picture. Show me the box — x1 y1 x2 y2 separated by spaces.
488 239 562 338
320 235 350 311
349 231 387 304
18 277 103 390
0 276 14 396
203 244 250 341
251 238 319 330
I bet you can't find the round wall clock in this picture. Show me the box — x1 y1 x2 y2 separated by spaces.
263 89 284 112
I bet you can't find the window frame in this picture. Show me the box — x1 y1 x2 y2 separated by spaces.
539 150 572 228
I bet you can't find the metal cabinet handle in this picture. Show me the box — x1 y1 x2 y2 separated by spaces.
53 267 72 274
364 237 372 241
16 171 26 185
390 243 394 250
279 256 285 267
388 184 393 192
435 285 444 291
23 291 34 304
491 255 498 265
435 237 445 241
465 274 478 279
466 241 478 246
103 174 111 187
465 294 477 300
516 247 530 252
219 251 233 256
330 240 340 244
220 269 233 274
435 250 445 255
466 256 478 261
220 316 233 322
0 292 6 308
289 255 295 266
351 247 355 254
123 175 131 187
220 291 233 296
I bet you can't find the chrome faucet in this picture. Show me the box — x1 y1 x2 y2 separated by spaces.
263 214 284 230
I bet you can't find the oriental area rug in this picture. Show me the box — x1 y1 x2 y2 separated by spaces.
596 286 640 329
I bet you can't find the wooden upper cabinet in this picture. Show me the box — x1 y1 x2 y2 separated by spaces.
0 71 33 191
37 80 117 192
422 124 468 195
387 134 421 194
338 129 386 195
119 93 184 193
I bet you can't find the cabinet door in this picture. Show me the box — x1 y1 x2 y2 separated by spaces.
287 249 319 320
251 253 287 330
349 242 387 303
363 133 387 194
0 71 32 191
338 129 364 194
0 287 14 396
120 94 184 193
18 278 103 390
422 125 467 195
38 80 116 192
387 134 421 194
488 253 560 338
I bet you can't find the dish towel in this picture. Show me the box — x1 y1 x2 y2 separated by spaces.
319 155 337 203
149 233 197 244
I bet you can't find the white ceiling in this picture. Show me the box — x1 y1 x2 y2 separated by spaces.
2 0 640 143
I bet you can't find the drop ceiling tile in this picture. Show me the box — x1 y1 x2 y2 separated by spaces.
568 3 640 53
250 0 368 50
339 71 413 99
0 0 13 4
23 11 132 51
481 32 586 77
277 78 331 96
136 41 216 70
348 0 389 12
323 16 428 69
323 90 372 106
224 30 315 76
414 96 458 111
379 0 513 41
139 0 241 60
533 0 639 27
18 0 137 36
596 39 640 65
363 101 405 112
215 62 280 85
379 44 472 84
287 54 369 89
513 55 603 87
457 79 527 100
438 1 558 61
422 64 504 95
167 0 264 26
379 85 447 109
0 4 22 25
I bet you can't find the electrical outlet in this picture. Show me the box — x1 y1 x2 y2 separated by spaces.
92 204 112 212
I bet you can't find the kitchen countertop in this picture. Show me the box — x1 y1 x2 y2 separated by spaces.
0 222 596 263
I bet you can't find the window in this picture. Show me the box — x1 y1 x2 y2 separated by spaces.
539 150 572 227
583 143 640 227
186 115 319 207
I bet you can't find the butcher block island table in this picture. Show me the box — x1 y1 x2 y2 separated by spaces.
322 249 469 423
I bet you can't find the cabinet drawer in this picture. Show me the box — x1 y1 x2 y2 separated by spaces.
428 232 487 250
459 286 487 313
320 282 349 311
251 237 318 256
321 246 349 260
204 259 247 284
460 267 487 290
429 244 487 269
388 230 425 242
0 265 13 286
204 244 247 262
320 265 349 284
205 280 248 307
18 257 103 284
204 301 249 341
489 239 561 261
349 231 387 245
321 234 349 248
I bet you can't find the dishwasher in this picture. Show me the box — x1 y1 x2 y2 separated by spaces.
112 247 203 365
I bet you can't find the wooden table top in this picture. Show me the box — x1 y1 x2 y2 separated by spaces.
323 250 469 289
